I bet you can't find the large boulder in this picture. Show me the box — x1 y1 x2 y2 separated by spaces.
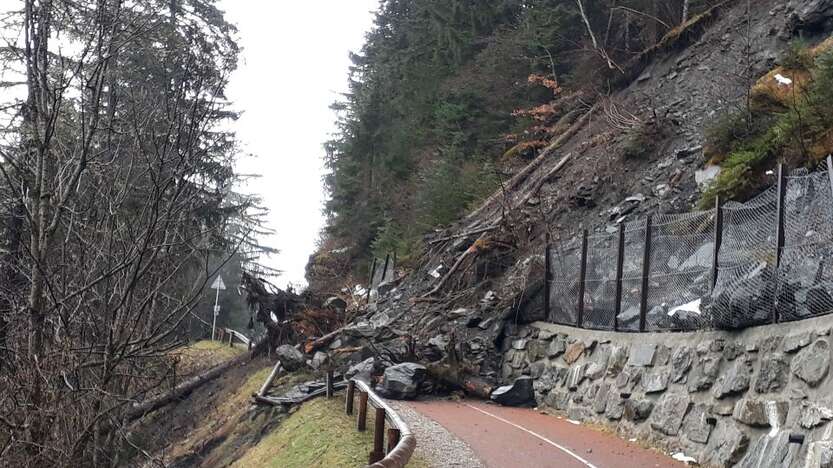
346 357 375 383
490 376 535 407
376 363 427 400
275 344 306 371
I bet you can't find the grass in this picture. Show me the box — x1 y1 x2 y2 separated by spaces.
232 397 430 468
174 339 246 375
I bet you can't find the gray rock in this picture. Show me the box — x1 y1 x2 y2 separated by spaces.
567 364 587 391
605 393 625 420
798 401 833 429
275 344 306 371
563 341 586 364
512 339 529 350
548 337 567 357
428 334 449 351
628 343 657 367
737 430 795 468
624 398 654 422
688 354 721 392
671 346 693 383
309 351 329 370
377 363 427 400
447 308 470 319
755 353 789 393
607 346 628 377
649 393 691 436
477 317 494 330
792 339 830 387
713 358 753 399
733 399 788 427
544 391 570 410
323 296 347 311
805 441 833 468
784 332 812 353
585 361 606 380
593 383 610 414
528 359 547 379
683 404 714 444
642 366 671 393
345 357 375 382
788 0 833 32
527 340 549 361
679 242 714 270
704 421 749 467
491 376 536 407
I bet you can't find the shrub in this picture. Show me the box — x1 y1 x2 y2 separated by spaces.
779 39 813 70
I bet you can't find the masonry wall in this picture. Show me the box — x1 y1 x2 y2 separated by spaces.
500 315 833 467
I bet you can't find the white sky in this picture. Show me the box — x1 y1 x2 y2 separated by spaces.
219 1 378 288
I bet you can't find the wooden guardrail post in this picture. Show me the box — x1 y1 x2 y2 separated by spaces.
326 370 334 399
370 407 386 463
386 427 400 454
357 391 368 431
345 380 355 415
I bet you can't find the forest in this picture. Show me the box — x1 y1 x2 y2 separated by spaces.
322 0 723 274
0 0 270 464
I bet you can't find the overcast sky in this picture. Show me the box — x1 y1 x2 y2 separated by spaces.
219 1 378 288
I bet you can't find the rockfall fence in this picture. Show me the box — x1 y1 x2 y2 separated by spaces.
546 158 833 332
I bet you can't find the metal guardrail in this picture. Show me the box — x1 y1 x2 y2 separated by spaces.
346 379 416 468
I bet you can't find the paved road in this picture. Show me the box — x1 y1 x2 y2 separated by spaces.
404 400 683 468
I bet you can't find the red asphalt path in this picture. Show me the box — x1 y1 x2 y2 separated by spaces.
405 400 683 468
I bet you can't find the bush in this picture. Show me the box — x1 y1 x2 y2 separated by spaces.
621 121 663 160
779 39 813 70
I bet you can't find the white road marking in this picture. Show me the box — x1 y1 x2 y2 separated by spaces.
462 403 600 468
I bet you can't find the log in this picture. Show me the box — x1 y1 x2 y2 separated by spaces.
257 361 283 397
426 363 494 400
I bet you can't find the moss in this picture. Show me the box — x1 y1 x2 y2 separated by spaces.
231 397 429 468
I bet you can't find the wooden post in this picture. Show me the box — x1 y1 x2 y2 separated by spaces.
544 232 552 322
357 391 368 431
613 224 626 331
639 216 653 332
326 370 334 399
345 380 355 415
711 196 723 292
369 407 386 463
386 427 401 453
773 163 787 324
577 230 589 328
228 332 233 347
366 258 377 303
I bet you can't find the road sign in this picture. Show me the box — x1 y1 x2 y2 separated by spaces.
211 275 226 290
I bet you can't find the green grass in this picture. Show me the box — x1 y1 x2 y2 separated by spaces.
174 339 246 375
232 397 429 468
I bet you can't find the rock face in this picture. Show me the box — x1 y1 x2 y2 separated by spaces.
491 376 535 407
755 353 789 393
275 345 306 371
377 363 426 400
791 339 830 387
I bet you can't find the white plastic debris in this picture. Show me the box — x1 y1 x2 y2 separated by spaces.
766 170 775 175
566 419 581 425
667 298 702 317
774 73 793 86
672 452 698 464
429 265 444 279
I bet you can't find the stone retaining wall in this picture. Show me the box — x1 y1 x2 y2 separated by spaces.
499 315 833 467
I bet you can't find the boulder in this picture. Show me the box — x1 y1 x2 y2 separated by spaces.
491 376 535 407
377 363 427 400
683 404 714 444
275 344 306 371
733 399 788 427
703 421 749 467
792 339 830 387
309 351 329 371
345 357 375 382
323 296 347 311
649 393 691 436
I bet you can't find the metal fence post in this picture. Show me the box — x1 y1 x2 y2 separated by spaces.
711 196 723 292
544 232 552 322
773 163 787 324
577 230 589 328
639 216 653 332
345 380 355 415
357 391 368 431
369 407 386 463
614 224 626 331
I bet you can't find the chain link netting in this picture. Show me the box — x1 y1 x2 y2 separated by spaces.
646 210 715 331
548 238 581 326
544 165 833 332
777 170 833 322
584 233 618 330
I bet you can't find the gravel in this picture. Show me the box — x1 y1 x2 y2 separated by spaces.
386 399 485 468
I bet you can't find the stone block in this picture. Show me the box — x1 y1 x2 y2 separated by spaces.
703 421 749 467
713 358 752 399
670 346 693 383
755 353 789 393
564 341 586 364
783 332 812 353
642 366 671 393
624 398 654 422
792 339 830 387
628 343 657 367
649 393 691 436
733 399 788 428
683 404 713 444
548 337 567 357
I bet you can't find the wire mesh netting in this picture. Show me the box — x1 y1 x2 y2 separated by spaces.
548 238 582 326
710 187 778 328
545 164 833 332
777 170 833 322
583 233 618 330
645 210 715 331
